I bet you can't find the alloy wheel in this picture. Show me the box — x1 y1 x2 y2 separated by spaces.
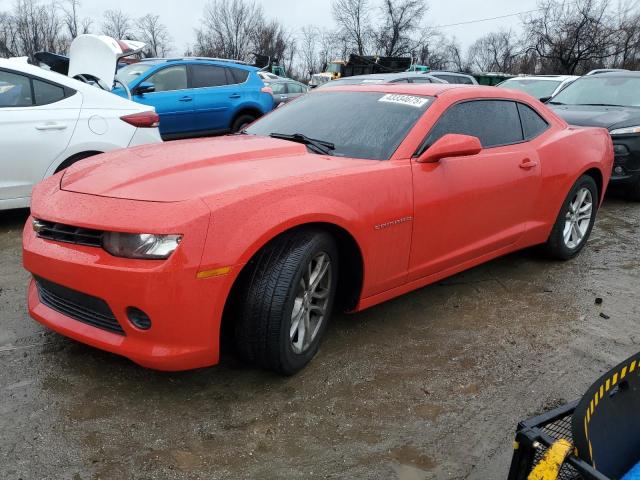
563 187 593 249
290 252 332 354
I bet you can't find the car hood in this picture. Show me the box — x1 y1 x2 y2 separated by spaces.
549 104 640 130
61 135 371 202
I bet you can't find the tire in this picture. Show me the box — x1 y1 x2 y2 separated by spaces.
231 114 256 133
54 151 100 174
235 229 338 375
544 175 598 260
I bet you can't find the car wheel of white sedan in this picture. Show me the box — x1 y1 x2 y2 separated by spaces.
235 229 338 375
545 175 598 260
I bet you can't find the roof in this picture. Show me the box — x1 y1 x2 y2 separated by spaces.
589 71 640 77
342 72 438 80
428 71 474 78
138 57 258 70
503 75 578 82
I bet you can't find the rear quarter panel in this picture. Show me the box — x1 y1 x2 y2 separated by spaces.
525 125 613 245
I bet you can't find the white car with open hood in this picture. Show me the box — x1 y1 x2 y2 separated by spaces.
0 37 161 210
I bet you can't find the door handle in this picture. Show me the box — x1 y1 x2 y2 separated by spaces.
229 93 241 99
35 123 67 131
519 158 538 169
281 95 288 99
179 96 193 102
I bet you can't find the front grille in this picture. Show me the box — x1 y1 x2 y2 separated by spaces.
34 219 103 247
35 276 125 335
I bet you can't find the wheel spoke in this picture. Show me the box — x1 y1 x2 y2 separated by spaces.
576 189 587 209
290 300 304 339
563 223 572 243
310 260 329 292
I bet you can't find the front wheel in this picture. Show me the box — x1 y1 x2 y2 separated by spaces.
544 175 598 260
234 230 338 375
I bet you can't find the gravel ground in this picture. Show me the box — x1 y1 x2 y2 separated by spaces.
1 195 639 480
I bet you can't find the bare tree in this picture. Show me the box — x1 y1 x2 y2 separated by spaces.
136 14 172 57
101 9 133 39
299 25 319 79
331 0 370 55
194 0 262 60
0 12 18 57
12 0 62 59
467 30 520 73
375 0 428 56
522 0 623 74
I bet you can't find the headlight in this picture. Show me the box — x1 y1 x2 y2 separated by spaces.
102 232 182 259
610 126 640 135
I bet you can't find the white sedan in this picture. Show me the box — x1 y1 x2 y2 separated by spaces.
0 58 161 210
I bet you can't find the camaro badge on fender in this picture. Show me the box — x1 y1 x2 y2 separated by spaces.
375 216 413 230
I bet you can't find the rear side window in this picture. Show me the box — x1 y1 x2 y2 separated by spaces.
191 64 228 88
518 103 549 140
425 100 523 148
287 82 306 93
229 68 249 84
269 82 286 94
0 70 32 107
411 77 432 83
435 74 473 85
148 65 188 92
33 79 65 105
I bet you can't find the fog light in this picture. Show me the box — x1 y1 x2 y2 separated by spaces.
615 166 624 175
127 307 152 330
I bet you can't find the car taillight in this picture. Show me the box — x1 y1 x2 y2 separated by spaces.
120 111 160 128
261 86 273 94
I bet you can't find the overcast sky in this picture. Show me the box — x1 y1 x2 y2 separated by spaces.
0 0 541 54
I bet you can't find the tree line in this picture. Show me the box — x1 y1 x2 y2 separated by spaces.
1 0 639 80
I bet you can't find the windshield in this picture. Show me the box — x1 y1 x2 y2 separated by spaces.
115 63 154 86
327 63 343 73
500 78 561 98
551 76 640 106
246 91 432 160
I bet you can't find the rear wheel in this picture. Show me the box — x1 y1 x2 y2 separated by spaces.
234 230 338 375
231 114 256 133
544 175 598 260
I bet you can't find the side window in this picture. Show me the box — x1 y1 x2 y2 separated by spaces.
33 79 65 105
270 83 286 94
191 64 228 88
518 103 549 140
410 77 432 83
147 65 188 92
425 100 524 149
287 82 305 93
391 78 410 83
229 68 249 84
0 70 32 107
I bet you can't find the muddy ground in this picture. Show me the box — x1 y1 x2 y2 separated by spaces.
1 197 639 480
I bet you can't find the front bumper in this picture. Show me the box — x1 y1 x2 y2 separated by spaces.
611 134 640 186
23 183 236 371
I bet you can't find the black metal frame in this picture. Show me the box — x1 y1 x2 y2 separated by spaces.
507 401 610 480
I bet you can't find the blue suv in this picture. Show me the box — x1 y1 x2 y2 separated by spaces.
114 58 274 139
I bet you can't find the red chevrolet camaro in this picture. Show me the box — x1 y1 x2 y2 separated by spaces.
23 84 613 374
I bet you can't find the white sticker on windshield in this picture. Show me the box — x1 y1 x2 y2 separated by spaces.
379 94 430 108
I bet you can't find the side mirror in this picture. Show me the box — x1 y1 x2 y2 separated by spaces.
539 96 552 103
134 81 155 95
416 134 482 163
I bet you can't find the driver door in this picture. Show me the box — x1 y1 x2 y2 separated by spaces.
408 99 541 281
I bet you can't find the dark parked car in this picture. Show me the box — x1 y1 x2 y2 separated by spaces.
264 78 309 106
427 71 478 85
548 71 640 199
315 72 446 89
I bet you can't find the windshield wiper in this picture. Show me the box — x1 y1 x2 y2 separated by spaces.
547 101 565 105
269 133 335 155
